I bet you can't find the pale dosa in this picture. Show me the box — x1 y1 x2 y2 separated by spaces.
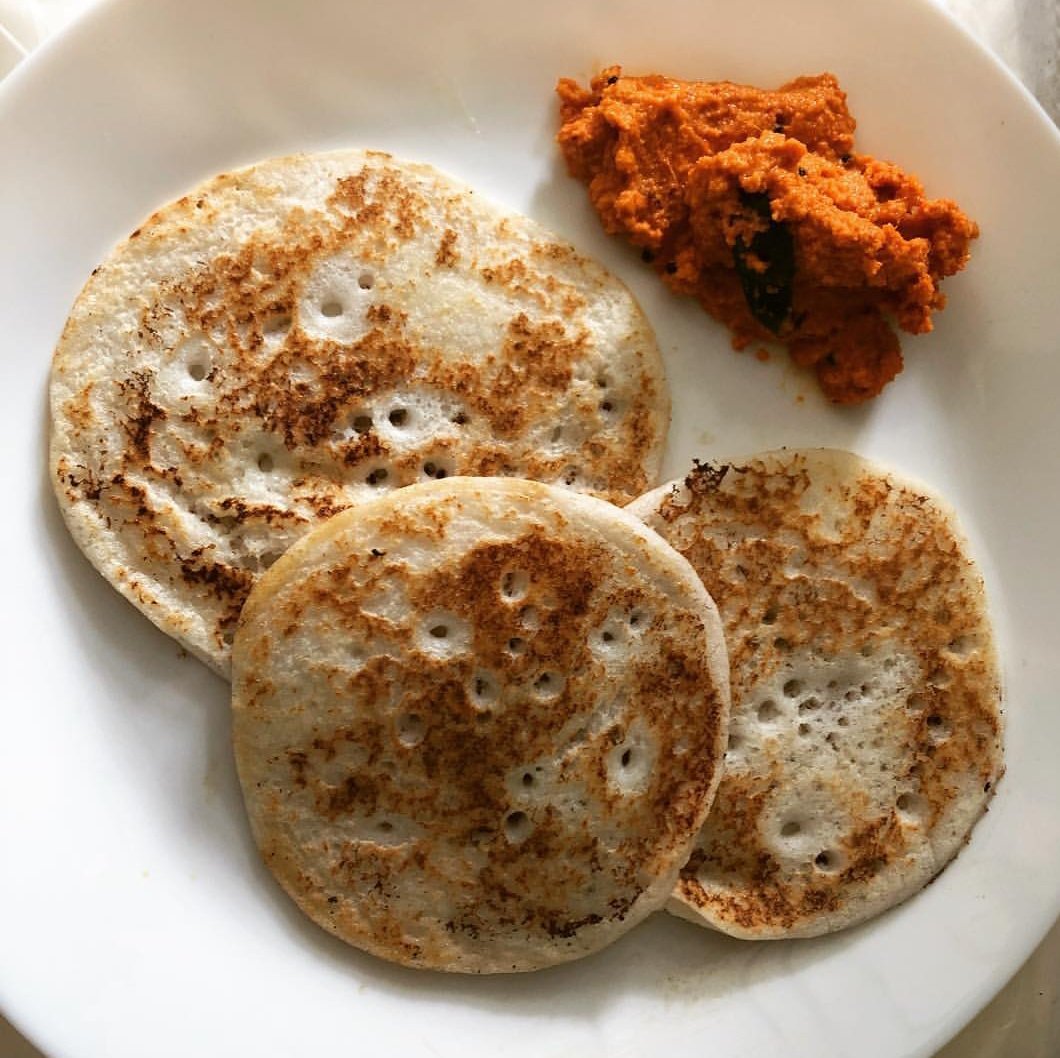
628 449 1003 938
232 477 729 972
50 150 668 675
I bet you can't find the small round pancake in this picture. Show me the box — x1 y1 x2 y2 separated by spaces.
231 477 729 972
50 150 668 676
627 449 1003 939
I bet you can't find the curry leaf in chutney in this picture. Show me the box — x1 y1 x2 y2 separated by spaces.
732 191 795 334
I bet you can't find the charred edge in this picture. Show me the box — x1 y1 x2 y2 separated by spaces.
686 459 731 494
543 912 604 939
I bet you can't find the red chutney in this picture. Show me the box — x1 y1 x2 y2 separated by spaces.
556 68 978 403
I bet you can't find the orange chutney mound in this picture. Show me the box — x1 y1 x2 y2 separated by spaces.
556 68 978 403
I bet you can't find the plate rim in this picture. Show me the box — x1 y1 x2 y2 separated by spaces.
2 0 1059 1055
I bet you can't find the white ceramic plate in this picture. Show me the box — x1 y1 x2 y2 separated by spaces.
2 0 1058 1055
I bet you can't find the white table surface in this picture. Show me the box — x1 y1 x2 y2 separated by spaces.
1 1 1057 1056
